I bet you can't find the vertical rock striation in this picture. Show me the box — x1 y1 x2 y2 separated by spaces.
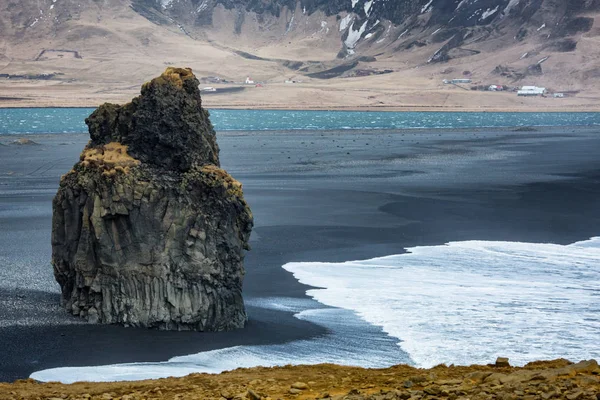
51 67 253 331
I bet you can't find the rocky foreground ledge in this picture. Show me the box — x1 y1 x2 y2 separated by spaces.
2 359 599 400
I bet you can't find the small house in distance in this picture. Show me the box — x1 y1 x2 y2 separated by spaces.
518 86 546 96
245 77 255 84
488 85 504 91
443 78 472 84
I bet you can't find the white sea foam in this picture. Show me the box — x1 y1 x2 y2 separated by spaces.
31 238 600 383
31 298 407 383
284 238 600 368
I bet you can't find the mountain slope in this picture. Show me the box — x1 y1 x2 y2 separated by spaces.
126 0 600 60
0 0 599 110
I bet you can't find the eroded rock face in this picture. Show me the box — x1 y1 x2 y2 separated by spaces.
51 67 253 331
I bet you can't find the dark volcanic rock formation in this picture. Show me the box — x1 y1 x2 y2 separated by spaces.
51 67 253 331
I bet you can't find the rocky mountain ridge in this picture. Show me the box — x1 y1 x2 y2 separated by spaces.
4 0 598 63
1 0 599 110
127 0 600 60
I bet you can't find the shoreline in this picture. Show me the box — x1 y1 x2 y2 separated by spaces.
2 359 599 399
1 104 600 112
2 119 600 141
2 127 600 383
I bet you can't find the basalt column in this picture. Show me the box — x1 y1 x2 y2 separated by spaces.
51 67 253 331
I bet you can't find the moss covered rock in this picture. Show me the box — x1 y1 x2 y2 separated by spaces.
51 68 252 331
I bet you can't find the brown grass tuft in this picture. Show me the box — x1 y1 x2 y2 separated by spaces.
200 165 244 198
143 67 195 90
2 359 599 400
80 142 140 176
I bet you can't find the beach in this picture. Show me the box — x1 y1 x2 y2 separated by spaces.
1 83 600 112
1 126 600 382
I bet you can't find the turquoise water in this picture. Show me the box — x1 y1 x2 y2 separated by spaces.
1 108 599 134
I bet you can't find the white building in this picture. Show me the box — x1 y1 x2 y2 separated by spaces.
517 86 546 96
245 77 255 84
201 87 217 92
444 78 472 84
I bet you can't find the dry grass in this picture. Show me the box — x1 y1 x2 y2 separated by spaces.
143 67 196 90
1 2 599 111
200 165 244 198
0 360 598 400
80 142 140 176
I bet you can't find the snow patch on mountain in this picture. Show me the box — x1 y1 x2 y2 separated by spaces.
364 0 374 17
376 22 391 43
319 21 330 34
340 14 353 31
480 6 499 20
421 0 433 14
285 12 295 35
456 0 469 10
196 0 209 13
160 0 174 10
503 0 520 15
345 20 368 54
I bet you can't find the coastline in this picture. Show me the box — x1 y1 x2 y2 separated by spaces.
1 80 600 113
2 127 600 383
1 103 600 112
2 110 599 140
2 359 599 399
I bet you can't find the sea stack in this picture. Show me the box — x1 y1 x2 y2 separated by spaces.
51 67 253 331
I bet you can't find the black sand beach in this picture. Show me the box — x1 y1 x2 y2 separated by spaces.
2 127 600 382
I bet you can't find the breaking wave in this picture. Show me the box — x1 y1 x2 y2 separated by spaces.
31 237 600 383
284 237 600 368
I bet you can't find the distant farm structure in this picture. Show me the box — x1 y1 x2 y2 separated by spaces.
446 78 566 99
443 78 472 91
443 78 472 84
517 86 546 96
35 49 82 61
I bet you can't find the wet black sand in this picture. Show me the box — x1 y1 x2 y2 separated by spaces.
2 126 600 381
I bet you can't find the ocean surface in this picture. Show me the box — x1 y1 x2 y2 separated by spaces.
1 108 600 134
32 238 600 383
2 108 599 383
